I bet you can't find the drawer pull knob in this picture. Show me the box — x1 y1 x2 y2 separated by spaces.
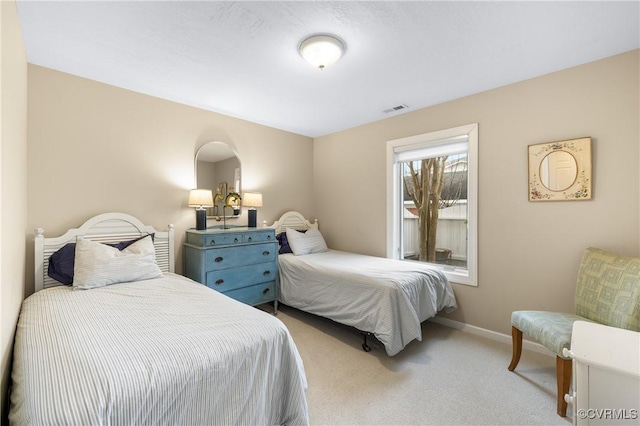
262 251 270 256
247 237 252 242
215 256 224 262
263 270 271 276
267 235 272 240
209 240 216 245
262 288 270 294
234 238 238 243
215 279 224 285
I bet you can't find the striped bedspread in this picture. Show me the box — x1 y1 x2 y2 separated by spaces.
9 273 308 425
278 250 457 356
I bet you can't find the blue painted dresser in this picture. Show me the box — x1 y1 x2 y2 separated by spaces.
183 227 278 313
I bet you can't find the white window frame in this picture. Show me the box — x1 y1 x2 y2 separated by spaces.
386 123 478 286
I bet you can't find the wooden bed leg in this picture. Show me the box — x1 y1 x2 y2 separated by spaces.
508 326 523 371
556 356 571 417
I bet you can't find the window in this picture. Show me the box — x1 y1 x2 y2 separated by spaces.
386 123 478 286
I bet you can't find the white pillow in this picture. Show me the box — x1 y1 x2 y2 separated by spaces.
285 227 328 256
73 235 163 290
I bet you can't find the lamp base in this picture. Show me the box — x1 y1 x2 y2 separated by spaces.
195 209 207 230
248 209 257 228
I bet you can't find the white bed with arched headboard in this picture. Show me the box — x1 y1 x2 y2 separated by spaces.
270 210 458 356
34 212 175 292
10 212 308 425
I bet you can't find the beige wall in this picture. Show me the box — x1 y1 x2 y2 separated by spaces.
314 50 640 335
1 0 28 419
26 65 314 295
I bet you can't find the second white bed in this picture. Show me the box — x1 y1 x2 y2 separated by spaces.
278 248 457 356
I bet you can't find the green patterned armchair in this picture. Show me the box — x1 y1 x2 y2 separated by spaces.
508 247 640 417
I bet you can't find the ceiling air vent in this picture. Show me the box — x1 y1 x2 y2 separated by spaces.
383 104 409 114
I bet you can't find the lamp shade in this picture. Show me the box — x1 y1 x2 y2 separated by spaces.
188 189 214 208
299 35 344 70
243 192 263 208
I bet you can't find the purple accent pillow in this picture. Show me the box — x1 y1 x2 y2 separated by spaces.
276 230 306 254
47 234 154 285
47 243 77 285
276 232 292 254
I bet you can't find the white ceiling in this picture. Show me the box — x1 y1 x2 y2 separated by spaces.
16 1 640 138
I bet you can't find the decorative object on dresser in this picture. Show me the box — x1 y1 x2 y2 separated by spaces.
243 192 263 227
213 182 243 229
224 188 242 215
184 227 279 313
188 189 214 230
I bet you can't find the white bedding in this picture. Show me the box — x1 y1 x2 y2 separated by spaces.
9 273 309 425
278 250 457 356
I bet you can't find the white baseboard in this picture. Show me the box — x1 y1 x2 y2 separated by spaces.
429 316 555 358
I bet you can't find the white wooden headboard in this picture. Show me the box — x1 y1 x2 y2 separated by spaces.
269 211 318 235
35 212 175 292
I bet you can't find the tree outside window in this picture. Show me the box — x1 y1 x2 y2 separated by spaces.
402 153 467 266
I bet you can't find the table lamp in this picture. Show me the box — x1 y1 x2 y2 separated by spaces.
188 189 214 230
243 192 263 228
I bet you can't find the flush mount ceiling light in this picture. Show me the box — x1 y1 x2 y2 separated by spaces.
299 34 345 70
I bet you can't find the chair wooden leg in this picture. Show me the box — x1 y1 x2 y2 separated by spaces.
556 356 572 417
508 326 523 371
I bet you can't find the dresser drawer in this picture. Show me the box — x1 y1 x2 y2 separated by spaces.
243 231 275 244
224 281 276 307
204 243 276 270
203 232 243 247
205 262 277 291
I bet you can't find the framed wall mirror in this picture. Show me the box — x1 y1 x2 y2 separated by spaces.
195 141 242 219
528 137 592 202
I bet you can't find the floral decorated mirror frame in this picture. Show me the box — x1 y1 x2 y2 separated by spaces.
528 137 592 202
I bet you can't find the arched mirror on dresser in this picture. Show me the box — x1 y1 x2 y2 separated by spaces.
195 141 242 221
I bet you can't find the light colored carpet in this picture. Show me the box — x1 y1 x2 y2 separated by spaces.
274 305 572 426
